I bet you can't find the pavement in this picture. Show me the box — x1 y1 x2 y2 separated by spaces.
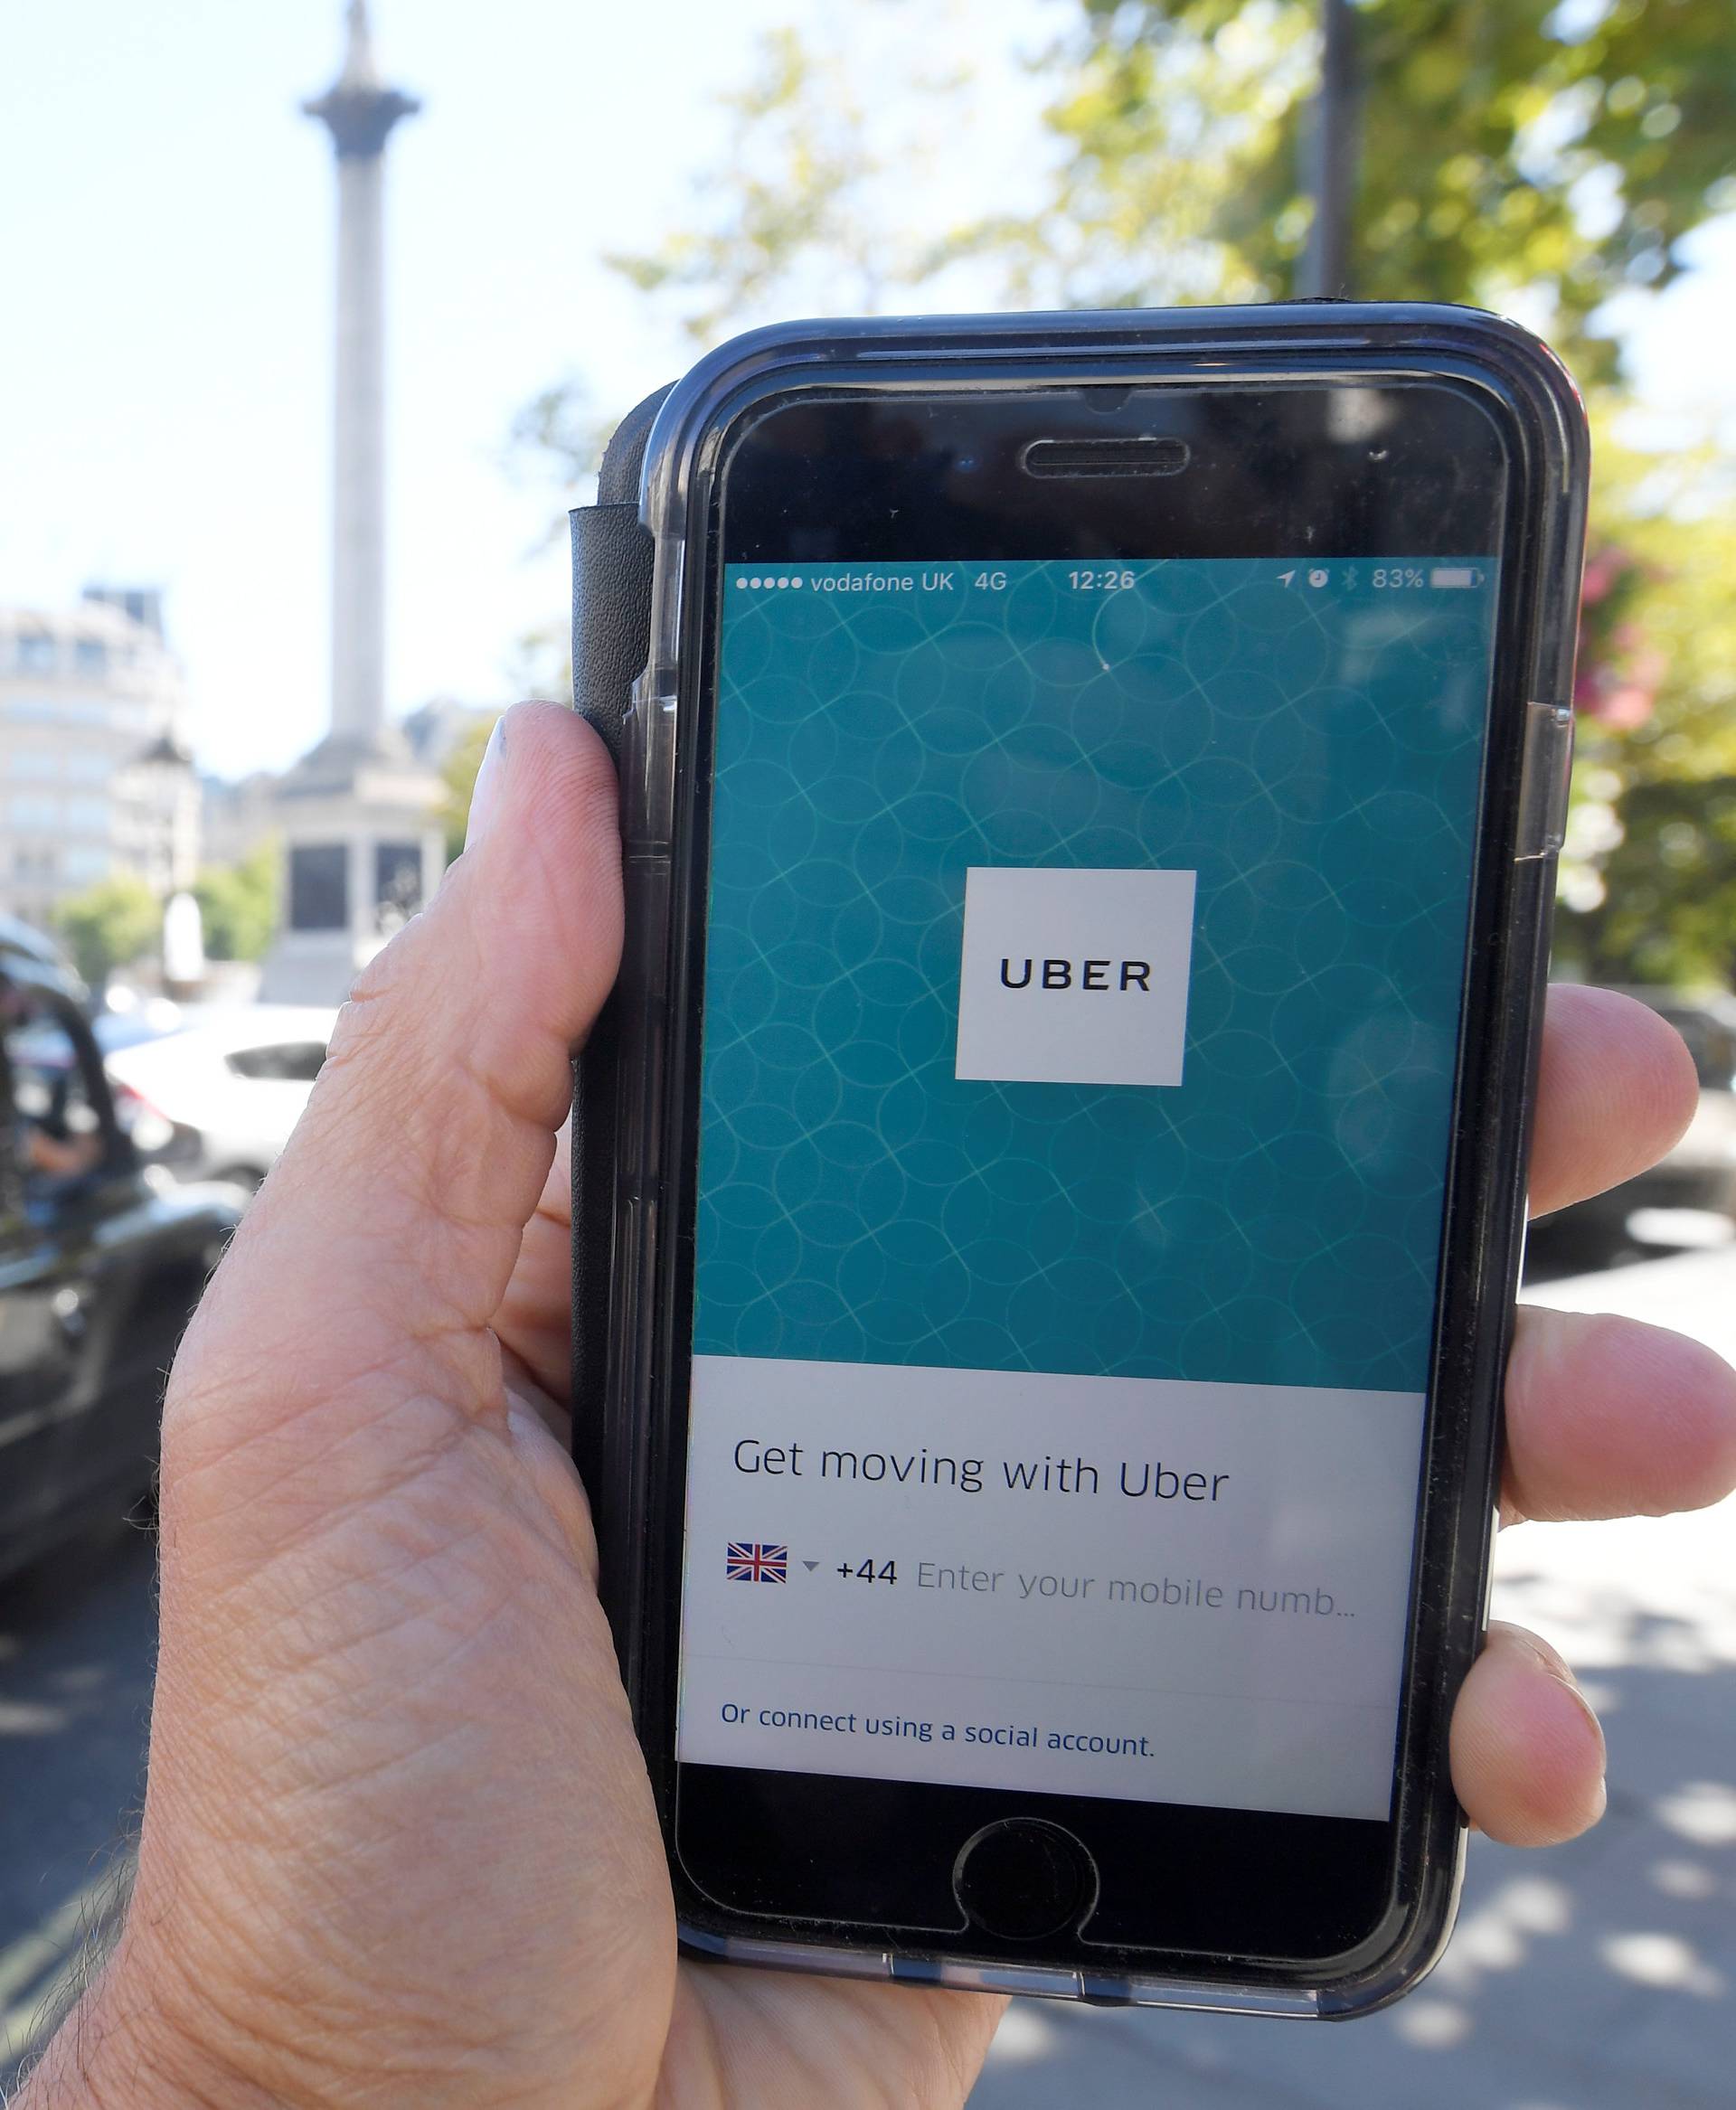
973 1243 1736 2108
2 1245 1732 2101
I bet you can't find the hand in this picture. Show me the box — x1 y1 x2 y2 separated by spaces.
22 704 1736 2108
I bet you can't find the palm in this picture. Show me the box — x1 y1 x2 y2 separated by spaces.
495 1139 1005 2107
30 709 1731 2110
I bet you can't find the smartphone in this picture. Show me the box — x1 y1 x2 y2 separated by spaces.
572 304 1587 2014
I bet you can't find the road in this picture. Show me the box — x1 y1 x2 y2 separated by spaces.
2 1246 1733 2101
0 1523 154 2075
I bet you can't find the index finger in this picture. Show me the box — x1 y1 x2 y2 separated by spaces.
1528 984 1698 1220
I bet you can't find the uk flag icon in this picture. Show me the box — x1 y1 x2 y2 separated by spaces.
726 1542 788 1584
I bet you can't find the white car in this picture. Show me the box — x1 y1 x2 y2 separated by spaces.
104 1005 338 1191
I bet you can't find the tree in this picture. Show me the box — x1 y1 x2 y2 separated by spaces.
509 378 610 504
538 0 1736 986
604 14 982 347
1552 434 1736 987
597 3 1736 380
193 841 280 963
1005 0 1736 379
510 14 968 684
439 716 496 862
53 876 162 989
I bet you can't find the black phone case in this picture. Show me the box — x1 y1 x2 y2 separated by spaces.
571 382 673 1550
570 303 1586 2013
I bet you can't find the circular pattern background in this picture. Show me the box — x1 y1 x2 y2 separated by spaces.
695 561 1495 1392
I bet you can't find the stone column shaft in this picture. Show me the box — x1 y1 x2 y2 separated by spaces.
331 150 387 743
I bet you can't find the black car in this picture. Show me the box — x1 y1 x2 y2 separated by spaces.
0 937 244 1580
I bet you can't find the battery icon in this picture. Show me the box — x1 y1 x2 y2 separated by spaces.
1429 566 1482 589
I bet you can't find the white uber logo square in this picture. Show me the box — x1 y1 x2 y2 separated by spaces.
955 866 1197 1088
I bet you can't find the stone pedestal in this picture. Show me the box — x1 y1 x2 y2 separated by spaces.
259 733 444 1004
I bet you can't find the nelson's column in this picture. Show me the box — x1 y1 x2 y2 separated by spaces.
263 1 445 1003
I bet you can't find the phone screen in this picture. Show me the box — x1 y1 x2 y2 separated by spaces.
667 382 1510 1934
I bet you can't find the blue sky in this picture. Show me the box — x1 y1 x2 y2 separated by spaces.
2 0 1731 781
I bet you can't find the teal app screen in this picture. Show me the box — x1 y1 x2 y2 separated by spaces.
676 559 1498 1822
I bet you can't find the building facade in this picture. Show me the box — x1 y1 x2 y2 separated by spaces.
0 590 199 932
199 769 281 871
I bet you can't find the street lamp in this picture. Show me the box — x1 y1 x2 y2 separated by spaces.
131 733 204 994
1297 0 1358 299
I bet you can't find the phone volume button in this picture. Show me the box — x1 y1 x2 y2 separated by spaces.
1514 699 1574 862
627 673 678 839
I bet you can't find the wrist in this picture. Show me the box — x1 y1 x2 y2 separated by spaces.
14 1939 284 2110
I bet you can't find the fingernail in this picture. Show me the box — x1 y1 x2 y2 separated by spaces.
1513 1631 1603 1720
1565 1676 1609 1766
466 717 507 850
1535 1651 1609 1795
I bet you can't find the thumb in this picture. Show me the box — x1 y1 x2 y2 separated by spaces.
130 714 670 2103
168 701 621 1453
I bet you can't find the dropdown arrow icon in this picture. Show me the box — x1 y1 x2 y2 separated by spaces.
802 1560 819 1572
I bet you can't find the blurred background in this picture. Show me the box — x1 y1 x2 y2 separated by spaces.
2 2 1733 2100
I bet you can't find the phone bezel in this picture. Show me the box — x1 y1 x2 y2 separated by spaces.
594 306 1587 2013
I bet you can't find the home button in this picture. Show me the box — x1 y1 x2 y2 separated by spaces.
953 1819 1094 1941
